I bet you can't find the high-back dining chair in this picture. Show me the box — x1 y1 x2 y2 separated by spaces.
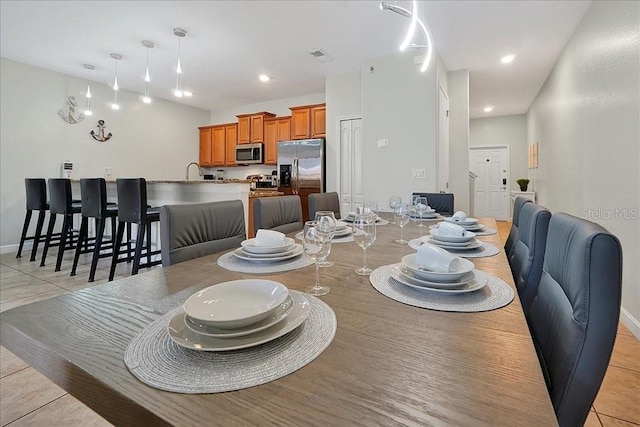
160 200 246 266
507 202 551 312
527 213 622 427
16 178 49 261
308 192 341 220
253 195 303 235
411 192 454 216
505 196 533 258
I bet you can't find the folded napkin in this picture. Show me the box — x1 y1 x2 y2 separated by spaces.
416 243 460 273
452 211 467 222
356 207 373 215
438 222 467 237
255 229 286 247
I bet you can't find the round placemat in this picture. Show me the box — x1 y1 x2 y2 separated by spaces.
295 231 354 244
473 227 497 236
408 239 500 258
369 264 514 312
217 251 314 273
124 291 337 394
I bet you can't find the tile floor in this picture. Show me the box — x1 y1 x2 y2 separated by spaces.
0 222 638 426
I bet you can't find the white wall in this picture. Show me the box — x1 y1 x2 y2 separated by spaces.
0 58 210 250
447 70 470 213
208 93 325 180
527 0 640 336
470 114 528 199
361 53 438 207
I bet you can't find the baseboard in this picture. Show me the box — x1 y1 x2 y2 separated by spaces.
0 242 28 255
620 307 640 340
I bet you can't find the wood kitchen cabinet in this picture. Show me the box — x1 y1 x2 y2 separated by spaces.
199 123 237 167
289 104 326 139
211 126 226 167
264 116 291 165
198 127 213 167
225 124 237 166
236 112 276 144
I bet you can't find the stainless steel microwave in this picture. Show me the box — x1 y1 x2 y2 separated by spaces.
235 143 263 164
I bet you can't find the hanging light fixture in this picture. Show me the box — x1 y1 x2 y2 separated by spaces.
141 40 154 104
379 1 433 72
110 53 122 110
173 28 186 97
83 64 95 116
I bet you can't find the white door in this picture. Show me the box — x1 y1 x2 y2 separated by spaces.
340 118 363 215
437 86 449 192
469 147 509 220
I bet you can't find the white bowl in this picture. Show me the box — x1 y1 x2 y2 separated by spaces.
183 279 289 329
241 237 295 254
429 229 476 243
402 254 475 282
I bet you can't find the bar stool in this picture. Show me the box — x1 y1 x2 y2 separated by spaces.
16 178 49 261
109 178 161 281
71 178 118 282
40 179 83 270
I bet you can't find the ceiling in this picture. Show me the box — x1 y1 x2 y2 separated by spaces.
0 1 590 118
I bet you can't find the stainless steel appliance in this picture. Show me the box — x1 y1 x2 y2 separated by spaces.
277 139 325 221
235 143 263 164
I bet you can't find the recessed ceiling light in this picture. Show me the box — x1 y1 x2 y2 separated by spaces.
484 106 494 113
501 54 516 64
259 74 270 82
183 91 193 97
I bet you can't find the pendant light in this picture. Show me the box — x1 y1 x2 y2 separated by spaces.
83 64 95 116
173 28 186 97
141 40 154 104
110 53 122 110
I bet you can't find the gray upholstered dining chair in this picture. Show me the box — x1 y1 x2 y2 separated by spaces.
160 200 246 266
507 202 551 312
411 192 454 216
252 195 303 235
505 196 533 258
308 192 341 219
527 212 622 427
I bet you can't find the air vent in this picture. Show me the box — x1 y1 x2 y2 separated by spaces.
309 49 333 63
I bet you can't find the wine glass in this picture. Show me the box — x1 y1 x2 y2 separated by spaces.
414 196 428 227
352 213 376 275
394 203 410 244
303 221 331 296
314 211 336 267
388 195 401 224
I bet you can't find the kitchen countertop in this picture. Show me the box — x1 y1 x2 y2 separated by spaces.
71 179 253 184
249 190 283 197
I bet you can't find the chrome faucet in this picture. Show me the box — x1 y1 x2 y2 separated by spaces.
186 162 203 180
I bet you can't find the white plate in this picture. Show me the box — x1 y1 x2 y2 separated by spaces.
333 227 353 237
237 246 298 258
183 279 289 329
390 266 488 294
444 217 479 225
402 253 475 282
233 244 303 262
335 220 349 229
168 291 310 351
391 265 476 289
185 295 294 338
410 212 439 219
240 237 296 254
429 229 476 243
428 237 483 250
343 215 380 223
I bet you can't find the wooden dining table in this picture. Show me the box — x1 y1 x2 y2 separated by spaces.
0 216 557 426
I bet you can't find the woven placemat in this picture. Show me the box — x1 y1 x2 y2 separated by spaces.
370 264 514 312
124 292 336 394
295 231 354 244
408 238 500 258
217 251 314 273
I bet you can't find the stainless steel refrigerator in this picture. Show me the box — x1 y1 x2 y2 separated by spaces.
277 139 325 221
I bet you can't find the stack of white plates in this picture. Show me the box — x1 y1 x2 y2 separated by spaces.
443 217 485 232
333 220 353 238
390 254 488 294
168 279 311 351
233 237 303 262
427 228 482 250
343 212 381 223
409 208 439 219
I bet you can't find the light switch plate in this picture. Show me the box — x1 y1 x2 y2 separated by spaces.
412 168 426 179
105 167 112 179
377 139 388 148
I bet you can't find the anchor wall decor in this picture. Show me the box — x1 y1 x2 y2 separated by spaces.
90 120 113 142
58 96 85 124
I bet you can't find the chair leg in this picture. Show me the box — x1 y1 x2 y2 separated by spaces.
126 223 132 263
29 210 46 262
146 222 152 265
16 210 33 258
70 218 88 276
88 218 105 283
109 222 125 281
40 214 57 267
132 224 145 276
55 215 71 272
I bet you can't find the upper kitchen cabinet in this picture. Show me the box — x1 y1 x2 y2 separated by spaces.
225 124 237 167
236 112 276 144
264 116 291 165
199 123 237 167
289 104 326 139
199 127 213 167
